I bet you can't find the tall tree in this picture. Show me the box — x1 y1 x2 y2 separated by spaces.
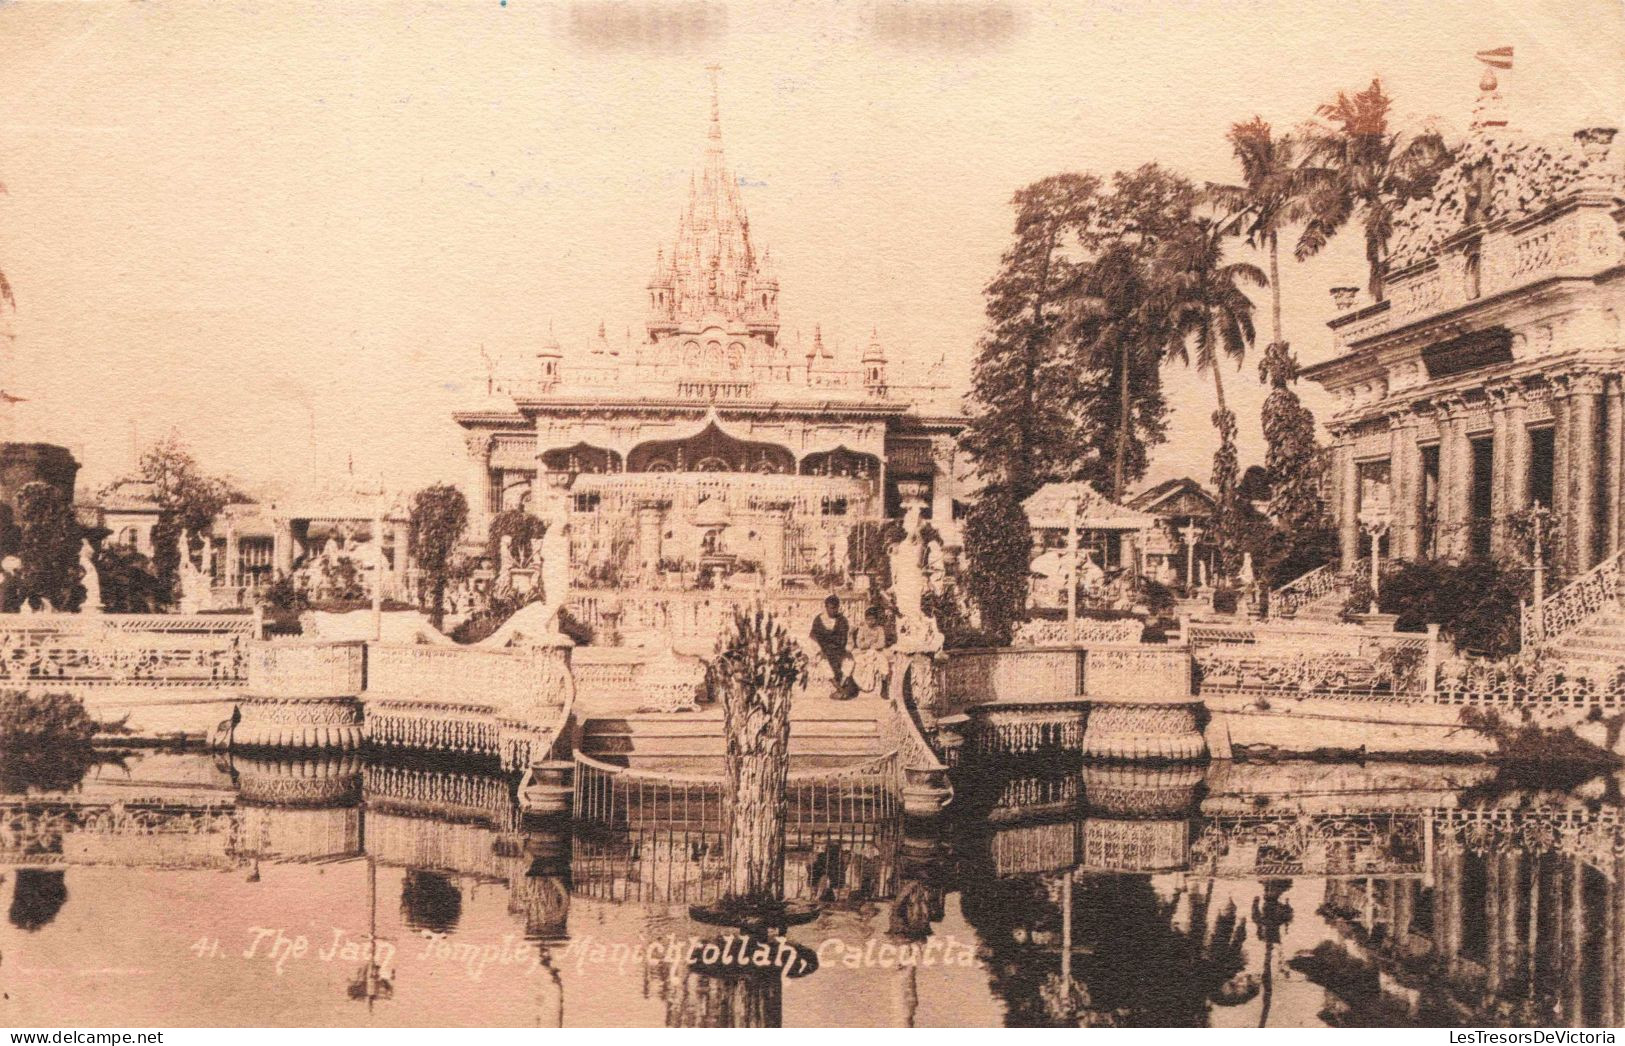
14 481 80 611
134 433 252 600
409 483 468 629
1159 218 1266 576
1295 78 1452 302
1205 120 1329 536
964 174 1103 500
1070 164 1195 501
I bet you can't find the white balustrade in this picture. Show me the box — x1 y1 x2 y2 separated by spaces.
246 641 364 698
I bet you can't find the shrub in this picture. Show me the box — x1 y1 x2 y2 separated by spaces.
1378 559 1528 657
961 486 1032 646
0 690 97 745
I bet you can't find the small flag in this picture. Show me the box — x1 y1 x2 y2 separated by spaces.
1476 46 1514 69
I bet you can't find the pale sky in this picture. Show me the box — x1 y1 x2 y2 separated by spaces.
0 0 1620 498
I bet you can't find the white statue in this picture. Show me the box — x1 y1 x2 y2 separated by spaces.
176 529 207 612
498 534 514 583
890 503 943 654
1079 549 1105 594
78 539 102 614
478 492 572 648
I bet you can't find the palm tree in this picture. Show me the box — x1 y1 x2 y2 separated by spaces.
1159 218 1266 576
1295 78 1452 302
1068 243 1169 502
1206 117 1307 367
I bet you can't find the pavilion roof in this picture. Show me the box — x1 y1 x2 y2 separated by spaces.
1022 482 1156 530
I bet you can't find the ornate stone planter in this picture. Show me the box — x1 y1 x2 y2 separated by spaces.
1079 645 1206 762
235 640 366 751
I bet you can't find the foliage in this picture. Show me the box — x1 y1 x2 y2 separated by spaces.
15 482 81 611
966 168 1187 502
961 486 1032 645
963 173 1105 500
709 607 809 696
9 869 68 933
409 484 468 629
1156 217 1265 578
1259 345 1327 533
0 690 97 745
922 576 996 649
1296 78 1453 301
487 508 545 563
135 434 252 603
92 543 168 613
256 572 309 614
449 589 593 646
1376 559 1529 657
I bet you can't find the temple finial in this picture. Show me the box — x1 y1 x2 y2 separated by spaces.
706 64 722 142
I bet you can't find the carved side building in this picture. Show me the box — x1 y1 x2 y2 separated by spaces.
452 80 962 589
1304 69 1625 581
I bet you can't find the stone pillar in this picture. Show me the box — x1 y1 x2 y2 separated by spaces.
1553 383 1573 572
759 505 788 589
636 501 664 578
1607 374 1625 556
1388 413 1415 561
391 521 409 583
1566 857 1587 1025
1435 400 1468 561
929 436 956 539
1571 373 1603 573
224 525 240 588
1336 436 1359 572
1489 390 1511 558
274 517 295 575
464 432 495 547
1506 390 1532 540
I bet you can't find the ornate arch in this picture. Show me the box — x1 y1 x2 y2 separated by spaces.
539 442 622 474
798 445 882 481
626 419 793 474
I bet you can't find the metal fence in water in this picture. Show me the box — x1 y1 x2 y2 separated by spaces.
570 751 902 903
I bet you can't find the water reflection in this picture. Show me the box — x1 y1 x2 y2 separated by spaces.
0 747 1619 1028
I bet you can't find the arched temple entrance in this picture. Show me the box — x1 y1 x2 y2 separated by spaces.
626 422 794 474
541 443 623 475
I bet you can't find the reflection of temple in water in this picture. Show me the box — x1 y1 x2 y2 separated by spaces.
954 760 1625 1027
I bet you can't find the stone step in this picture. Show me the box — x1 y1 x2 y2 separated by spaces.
581 733 887 756
590 753 888 772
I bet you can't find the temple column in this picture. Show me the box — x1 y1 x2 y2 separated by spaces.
273 517 294 575
1438 400 1471 562
1606 374 1625 556
1336 434 1359 572
1500 851 1523 990
224 525 240 589
1506 391 1532 540
636 501 664 580
465 432 495 547
1489 389 1511 558
1388 412 1418 561
929 436 956 541
1571 374 1603 573
1552 385 1572 572
391 521 410 583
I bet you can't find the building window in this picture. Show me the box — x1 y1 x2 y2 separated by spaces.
573 493 601 513
820 496 848 517
1529 426 1555 511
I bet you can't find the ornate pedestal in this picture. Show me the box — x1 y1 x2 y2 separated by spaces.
1079 646 1206 762
234 696 365 750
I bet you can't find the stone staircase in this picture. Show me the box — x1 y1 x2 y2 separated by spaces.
1287 589 1350 624
577 700 890 772
1542 604 1625 667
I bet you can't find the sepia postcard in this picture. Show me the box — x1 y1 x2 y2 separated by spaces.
0 0 1623 1035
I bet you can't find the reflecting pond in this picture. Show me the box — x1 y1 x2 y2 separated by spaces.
0 747 1620 1028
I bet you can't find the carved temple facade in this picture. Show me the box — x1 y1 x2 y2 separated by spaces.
453 77 963 592
1304 69 1625 581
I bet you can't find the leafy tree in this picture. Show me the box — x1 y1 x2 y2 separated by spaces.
1376 559 1527 657
15 482 80 611
487 508 545 564
964 174 1105 500
1158 218 1265 577
409 483 468 629
961 486 1032 645
92 544 168 613
134 434 252 601
1258 343 1327 534
1296 78 1452 302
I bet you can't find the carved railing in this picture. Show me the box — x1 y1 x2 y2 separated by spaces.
566 589 867 647
0 628 248 688
1267 563 1343 620
1522 547 1625 650
246 640 364 698
939 647 1085 716
1189 622 1433 699
1011 616 1144 646
1434 654 1625 709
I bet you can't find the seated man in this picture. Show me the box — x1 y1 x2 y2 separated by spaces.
809 594 854 700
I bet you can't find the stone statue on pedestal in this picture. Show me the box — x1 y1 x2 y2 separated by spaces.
890 502 943 656
78 539 102 614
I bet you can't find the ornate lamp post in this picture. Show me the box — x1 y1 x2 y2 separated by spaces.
1358 507 1391 601
1177 522 1204 593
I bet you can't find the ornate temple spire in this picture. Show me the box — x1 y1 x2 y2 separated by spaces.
646 68 780 346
